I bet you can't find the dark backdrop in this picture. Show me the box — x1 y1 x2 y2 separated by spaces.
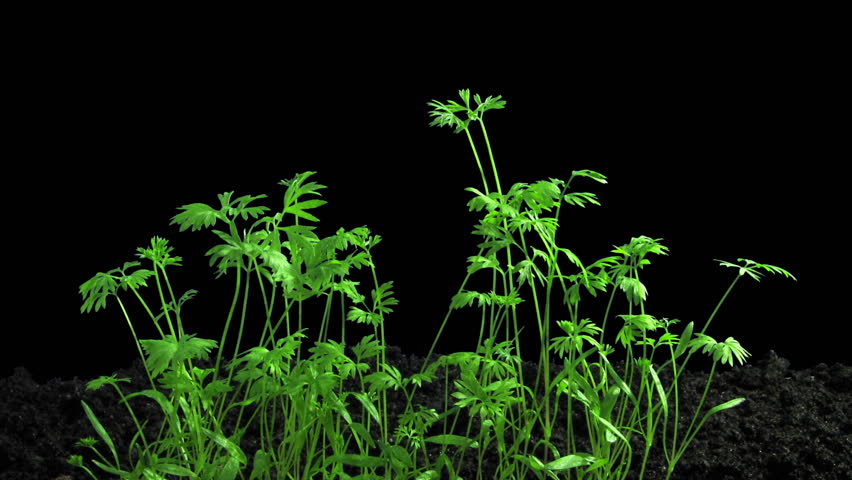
5 49 844 383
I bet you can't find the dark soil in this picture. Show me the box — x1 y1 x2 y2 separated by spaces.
1 349 850 480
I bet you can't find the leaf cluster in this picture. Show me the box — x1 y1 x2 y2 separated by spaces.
427 88 506 133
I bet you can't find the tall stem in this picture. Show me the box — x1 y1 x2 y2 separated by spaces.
479 119 503 196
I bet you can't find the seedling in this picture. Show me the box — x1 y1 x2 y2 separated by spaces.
71 90 794 480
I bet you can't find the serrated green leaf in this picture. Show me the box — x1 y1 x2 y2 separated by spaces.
171 202 225 232
563 191 601 207
467 254 500 274
286 199 327 222
280 172 327 223
473 93 506 113
347 306 380 326
716 258 797 282
350 334 383 362
136 237 182 268
228 193 269 220
80 262 153 313
465 187 501 212
618 276 648 305
571 169 608 184
372 281 398 314
139 334 218 377
450 290 492 309
715 337 751 366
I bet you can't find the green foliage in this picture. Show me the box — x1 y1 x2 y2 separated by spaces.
427 88 506 134
140 334 218 377
79 262 153 313
71 91 794 480
717 257 797 282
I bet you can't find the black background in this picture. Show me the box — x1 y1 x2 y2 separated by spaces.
4 29 845 383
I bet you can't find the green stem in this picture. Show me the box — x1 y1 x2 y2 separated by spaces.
478 118 503 197
115 295 157 389
464 128 491 195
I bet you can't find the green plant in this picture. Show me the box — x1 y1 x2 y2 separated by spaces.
69 90 794 480
422 90 795 479
73 174 418 479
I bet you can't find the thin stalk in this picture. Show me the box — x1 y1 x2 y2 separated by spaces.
464 127 491 195
213 261 242 382
478 118 503 196
150 264 177 338
116 294 157 389
157 266 185 338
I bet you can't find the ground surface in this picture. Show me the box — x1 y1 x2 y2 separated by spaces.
1 349 850 480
